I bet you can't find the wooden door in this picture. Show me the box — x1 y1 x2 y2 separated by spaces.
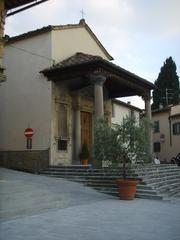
81 111 92 156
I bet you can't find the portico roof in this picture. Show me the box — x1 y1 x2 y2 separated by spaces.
41 52 155 98
5 0 46 10
5 0 48 16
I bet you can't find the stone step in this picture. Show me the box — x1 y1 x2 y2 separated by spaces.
41 164 180 200
135 193 163 200
143 175 180 184
84 180 151 190
42 174 140 181
148 177 180 187
43 168 135 175
47 164 178 170
47 164 92 168
170 187 180 197
136 169 180 176
91 185 157 196
139 171 180 179
155 182 180 192
94 188 163 200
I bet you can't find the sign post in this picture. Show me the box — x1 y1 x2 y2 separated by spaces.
24 128 33 149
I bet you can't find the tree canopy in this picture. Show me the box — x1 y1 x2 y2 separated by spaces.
152 57 180 110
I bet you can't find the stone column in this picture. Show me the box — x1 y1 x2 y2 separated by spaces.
93 75 106 122
143 92 153 159
73 94 81 162
0 1 6 82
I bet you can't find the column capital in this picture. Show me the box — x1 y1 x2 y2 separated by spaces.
142 91 152 101
90 74 106 86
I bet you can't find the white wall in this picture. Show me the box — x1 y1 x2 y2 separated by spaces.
0 32 52 150
52 27 109 62
0 25 112 163
111 102 140 125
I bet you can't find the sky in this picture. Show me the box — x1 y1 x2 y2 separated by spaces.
5 0 180 108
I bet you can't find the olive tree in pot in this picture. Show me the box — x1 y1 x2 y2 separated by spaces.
94 115 151 200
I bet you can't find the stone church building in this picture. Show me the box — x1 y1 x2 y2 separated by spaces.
0 19 154 171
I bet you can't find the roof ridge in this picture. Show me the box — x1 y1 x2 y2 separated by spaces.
6 19 113 60
6 23 82 43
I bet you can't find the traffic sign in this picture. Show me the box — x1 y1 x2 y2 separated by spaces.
24 128 34 138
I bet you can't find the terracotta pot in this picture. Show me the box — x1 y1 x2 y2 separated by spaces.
116 179 139 200
81 159 88 165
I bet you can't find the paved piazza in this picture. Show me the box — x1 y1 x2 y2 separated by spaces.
0 168 180 240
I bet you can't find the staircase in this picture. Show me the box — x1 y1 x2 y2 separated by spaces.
40 164 180 200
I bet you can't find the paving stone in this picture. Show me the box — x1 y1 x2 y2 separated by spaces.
0 168 180 240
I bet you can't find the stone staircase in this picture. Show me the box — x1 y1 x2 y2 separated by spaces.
40 164 180 200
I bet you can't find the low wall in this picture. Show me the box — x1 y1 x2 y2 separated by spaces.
0 150 49 173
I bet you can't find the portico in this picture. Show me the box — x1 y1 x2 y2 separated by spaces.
42 52 155 166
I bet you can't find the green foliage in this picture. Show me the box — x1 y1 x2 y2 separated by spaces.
93 118 118 167
152 57 180 109
79 142 89 159
94 116 151 177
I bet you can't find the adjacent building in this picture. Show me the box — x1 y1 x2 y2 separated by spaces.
0 0 47 82
0 19 155 171
152 104 180 162
111 99 142 126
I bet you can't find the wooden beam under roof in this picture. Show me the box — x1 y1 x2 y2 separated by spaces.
5 0 48 16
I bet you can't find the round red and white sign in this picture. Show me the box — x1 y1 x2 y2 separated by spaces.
24 128 34 138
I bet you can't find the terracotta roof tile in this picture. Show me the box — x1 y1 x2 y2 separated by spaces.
41 52 155 90
49 52 102 70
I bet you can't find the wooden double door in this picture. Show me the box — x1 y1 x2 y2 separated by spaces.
80 111 92 157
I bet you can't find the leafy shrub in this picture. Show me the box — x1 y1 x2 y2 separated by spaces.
94 115 151 177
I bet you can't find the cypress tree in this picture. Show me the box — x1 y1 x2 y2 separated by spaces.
152 57 180 110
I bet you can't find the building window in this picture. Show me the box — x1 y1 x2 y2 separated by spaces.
154 142 161 152
173 122 180 135
58 139 67 150
154 121 160 133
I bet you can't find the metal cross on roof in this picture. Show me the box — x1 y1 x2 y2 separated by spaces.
80 9 85 19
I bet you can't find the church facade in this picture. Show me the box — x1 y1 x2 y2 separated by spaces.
0 19 154 171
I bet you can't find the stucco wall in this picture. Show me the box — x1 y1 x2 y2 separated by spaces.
152 107 180 162
153 111 170 161
52 27 109 62
0 32 52 151
169 105 180 160
111 102 140 125
170 116 180 159
0 24 113 167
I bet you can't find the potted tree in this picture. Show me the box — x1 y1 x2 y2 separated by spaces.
79 141 89 165
94 115 150 200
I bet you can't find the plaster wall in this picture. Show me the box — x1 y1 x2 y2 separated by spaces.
111 102 140 125
170 116 180 159
170 105 180 159
52 27 109 62
153 111 170 161
0 32 52 151
171 105 180 116
152 107 180 162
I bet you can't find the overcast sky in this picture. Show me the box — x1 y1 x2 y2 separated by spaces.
5 0 180 108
